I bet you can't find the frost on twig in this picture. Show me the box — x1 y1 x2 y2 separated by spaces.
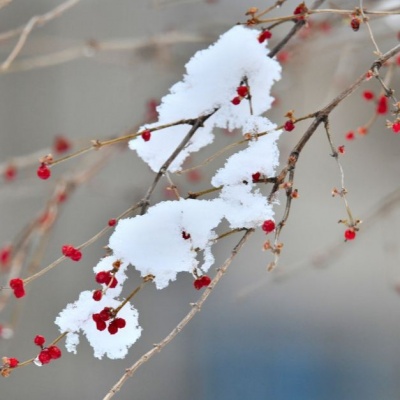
56 25 282 359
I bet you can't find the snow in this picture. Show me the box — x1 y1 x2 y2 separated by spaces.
56 24 282 359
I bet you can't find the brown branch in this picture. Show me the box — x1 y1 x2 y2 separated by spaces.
103 229 254 400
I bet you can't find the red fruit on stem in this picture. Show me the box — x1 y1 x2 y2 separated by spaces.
392 121 400 133
182 231 191 240
108 322 119 335
345 131 355 141
193 278 203 290
9 278 23 290
200 275 211 287
262 220 276 233
231 96 241 105
258 30 272 43
96 320 107 331
95 271 109 284
108 219 117 227
362 90 374 100
337 145 345 154
236 86 248 97
34 335 46 347
99 308 111 321
376 95 388 114
13 287 25 298
70 249 82 262
8 358 19 368
4 165 17 181
350 17 360 31
62 245 74 257
38 349 51 365
92 290 103 301
53 136 71 154
115 318 126 329
48 345 62 359
344 229 356 241
252 172 261 182
284 120 295 131
37 163 51 180
141 130 151 142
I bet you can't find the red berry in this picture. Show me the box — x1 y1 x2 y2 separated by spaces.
231 96 241 105
13 287 25 298
8 358 19 368
96 320 107 331
37 163 51 180
350 17 360 31
284 120 295 131
70 249 82 262
92 290 103 301
293 2 308 20
357 126 368 135
337 145 345 154
92 313 102 322
141 130 151 142
38 349 51 365
53 136 71 154
200 275 211 287
193 278 203 290
182 231 191 240
345 131 355 141
9 278 23 290
236 86 248 97
262 219 276 233
258 30 272 43
4 165 17 181
99 307 111 321
62 245 74 257
108 218 117 227
362 90 374 100
95 271 108 284
392 121 400 133
396 54 400 66
104 274 118 288
108 321 119 335
7 358 19 368
48 345 62 359
376 95 388 114
344 229 356 241
252 172 261 182
34 335 46 347
114 318 126 329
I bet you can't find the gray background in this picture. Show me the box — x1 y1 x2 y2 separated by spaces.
1 1 400 399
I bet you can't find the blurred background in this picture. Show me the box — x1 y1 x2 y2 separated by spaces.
0 0 400 399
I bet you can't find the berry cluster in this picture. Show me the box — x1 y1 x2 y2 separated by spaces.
193 275 211 290
261 219 276 234
9 278 25 298
231 85 249 106
61 245 82 262
92 307 126 334
95 270 118 288
33 335 62 365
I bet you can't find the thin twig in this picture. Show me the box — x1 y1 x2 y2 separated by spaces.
1 0 80 70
